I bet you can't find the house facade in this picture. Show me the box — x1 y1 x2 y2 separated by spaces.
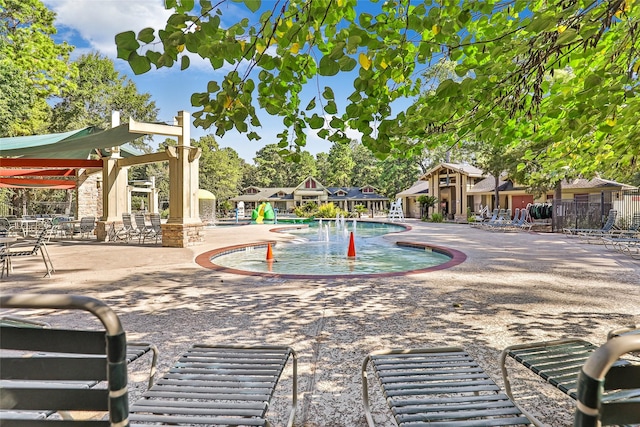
231 177 389 216
399 162 637 221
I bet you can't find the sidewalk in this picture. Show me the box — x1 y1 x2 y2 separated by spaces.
2 220 639 426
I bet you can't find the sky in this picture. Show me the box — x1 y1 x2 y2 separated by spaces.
42 0 378 164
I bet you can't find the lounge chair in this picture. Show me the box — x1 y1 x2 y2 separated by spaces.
114 213 138 243
0 294 131 425
0 225 54 278
500 334 640 427
362 347 533 426
0 294 296 427
580 212 640 244
134 213 152 243
563 209 618 236
142 213 162 244
129 344 298 426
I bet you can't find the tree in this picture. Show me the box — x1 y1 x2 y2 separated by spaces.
252 144 316 187
350 141 382 187
377 153 422 198
0 60 37 136
325 142 355 187
192 135 244 202
116 0 639 182
0 0 76 135
50 53 159 151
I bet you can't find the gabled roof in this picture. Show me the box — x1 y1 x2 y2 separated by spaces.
231 187 295 202
468 174 512 193
326 187 387 200
561 177 636 191
421 162 484 180
293 176 326 192
397 180 430 196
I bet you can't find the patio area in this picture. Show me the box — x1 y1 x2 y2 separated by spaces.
2 219 639 426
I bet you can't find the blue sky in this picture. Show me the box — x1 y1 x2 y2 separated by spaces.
43 0 413 163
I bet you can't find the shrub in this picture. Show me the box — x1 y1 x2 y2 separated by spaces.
430 212 444 223
294 201 318 218
316 202 348 218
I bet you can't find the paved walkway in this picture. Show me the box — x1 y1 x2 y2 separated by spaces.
2 220 639 426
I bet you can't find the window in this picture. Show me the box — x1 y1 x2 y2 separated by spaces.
305 179 316 189
245 188 258 194
362 186 374 193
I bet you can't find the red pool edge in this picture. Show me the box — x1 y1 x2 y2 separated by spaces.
195 240 466 279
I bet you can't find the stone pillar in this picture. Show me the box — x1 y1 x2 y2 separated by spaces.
77 173 101 219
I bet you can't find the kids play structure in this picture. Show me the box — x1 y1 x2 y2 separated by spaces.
0 111 203 247
251 202 276 224
251 202 275 223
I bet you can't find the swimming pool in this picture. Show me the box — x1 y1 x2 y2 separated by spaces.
198 220 466 278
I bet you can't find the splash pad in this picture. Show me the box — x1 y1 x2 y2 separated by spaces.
196 218 466 278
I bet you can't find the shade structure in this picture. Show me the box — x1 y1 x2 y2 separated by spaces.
198 189 216 200
0 125 145 159
0 124 147 189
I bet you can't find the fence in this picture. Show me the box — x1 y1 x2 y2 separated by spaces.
553 189 640 232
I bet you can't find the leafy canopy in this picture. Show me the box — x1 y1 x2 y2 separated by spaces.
115 0 639 178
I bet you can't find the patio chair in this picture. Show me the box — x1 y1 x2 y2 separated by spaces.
78 216 96 239
362 347 533 426
0 225 54 278
500 334 640 427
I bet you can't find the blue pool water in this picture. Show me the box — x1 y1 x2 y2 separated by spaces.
211 220 453 276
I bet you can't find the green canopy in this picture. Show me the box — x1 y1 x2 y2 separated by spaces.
0 124 145 159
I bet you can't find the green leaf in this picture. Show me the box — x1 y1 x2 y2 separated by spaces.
129 52 152 75
322 87 335 100
556 29 578 45
324 101 337 115
435 79 459 98
243 0 261 12
305 97 316 111
338 56 357 72
137 28 156 44
308 114 325 129
318 55 339 76
584 74 602 89
179 0 195 11
180 55 190 70
115 31 139 59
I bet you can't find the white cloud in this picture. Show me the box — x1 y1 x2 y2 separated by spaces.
45 0 173 58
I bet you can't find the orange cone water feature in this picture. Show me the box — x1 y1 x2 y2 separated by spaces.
347 231 356 259
266 243 274 261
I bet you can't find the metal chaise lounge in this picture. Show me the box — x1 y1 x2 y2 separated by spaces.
129 344 298 427
563 209 618 237
362 347 533 426
500 331 640 427
0 294 296 427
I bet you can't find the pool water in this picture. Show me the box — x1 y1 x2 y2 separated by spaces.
210 220 453 276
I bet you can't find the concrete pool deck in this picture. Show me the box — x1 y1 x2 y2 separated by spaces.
2 219 639 426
